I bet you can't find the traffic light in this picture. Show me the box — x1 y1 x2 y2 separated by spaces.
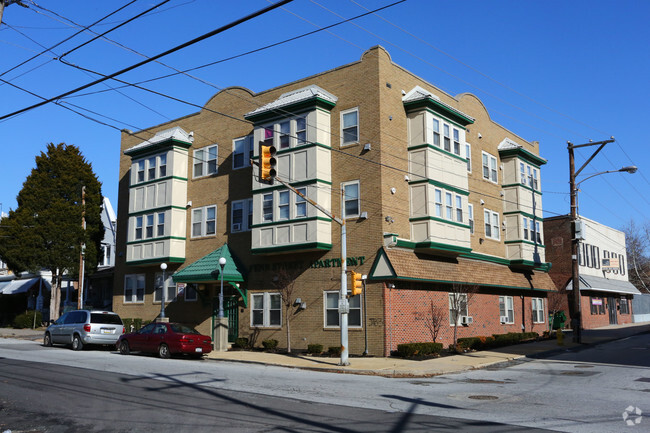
259 140 277 184
350 271 363 296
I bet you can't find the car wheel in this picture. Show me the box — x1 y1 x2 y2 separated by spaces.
43 333 52 347
158 343 170 359
119 340 130 355
72 335 84 351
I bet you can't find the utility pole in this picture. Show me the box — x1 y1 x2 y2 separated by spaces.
78 186 86 309
567 137 615 344
0 1 28 27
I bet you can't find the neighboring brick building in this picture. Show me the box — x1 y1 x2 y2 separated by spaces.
113 46 556 354
544 215 640 329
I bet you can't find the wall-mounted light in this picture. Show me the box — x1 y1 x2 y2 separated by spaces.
363 143 372 151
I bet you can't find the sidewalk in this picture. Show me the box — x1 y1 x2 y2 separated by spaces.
2 322 648 377
204 322 650 377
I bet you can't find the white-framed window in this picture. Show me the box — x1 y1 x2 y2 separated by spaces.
520 161 539 191
137 160 145 183
435 188 442 217
448 293 468 325
343 181 360 218
251 292 281 327
154 272 177 303
135 216 143 240
191 205 217 238
262 193 273 222
279 120 291 149
159 154 167 177
465 143 471 172
453 128 460 155
520 162 526 186
620 297 629 314
482 151 498 183
499 296 514 323
532 298 544 323
296 116 307 145
124 274 145 303
278 191 290 220
523 218 529 240
231 199 253 232
233 135 253 169
341 107 359 145
443 124 451 152
145 214 154 238
295 187 307 218
147 156 157 181
455 195 463 222
157 212 165 237
193 145 218 178
468 203 474 234
324 291 361 328
184 284 198 302
484 209 500 240
445 192 453 219
432 118 440 147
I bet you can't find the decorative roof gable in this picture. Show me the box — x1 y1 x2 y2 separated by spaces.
402 85 474 126
124 126 193 157
244 84 337 123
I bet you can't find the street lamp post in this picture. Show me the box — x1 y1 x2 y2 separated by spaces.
159 262 167 319
218 257 226 319
568 137 635 343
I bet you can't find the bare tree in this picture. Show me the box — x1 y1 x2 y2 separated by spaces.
448 283 479 350
418 299 445 343
272 269 300 353
622 219 650 293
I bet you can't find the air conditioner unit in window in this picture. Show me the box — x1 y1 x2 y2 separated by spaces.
500 316 509 324
232 223 241 231
461 316 473 325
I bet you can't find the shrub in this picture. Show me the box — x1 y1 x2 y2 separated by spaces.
307 344 323 355
13 310 42 329
396 342 443 358
262 339 278 350
233 337 249 349
133 318 143 331
122 318 133 332
328 346 341 357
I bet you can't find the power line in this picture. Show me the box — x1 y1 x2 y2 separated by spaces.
0 0 295 121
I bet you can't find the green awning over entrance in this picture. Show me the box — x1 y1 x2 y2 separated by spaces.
172 244 245 284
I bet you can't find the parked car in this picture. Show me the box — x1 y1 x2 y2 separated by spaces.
117 322 212 359
44 310 125 350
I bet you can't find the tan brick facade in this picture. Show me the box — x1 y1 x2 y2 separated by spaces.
114 46 556 355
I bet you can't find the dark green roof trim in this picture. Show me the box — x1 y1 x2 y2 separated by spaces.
251 216 332 229
498 147 547 166
409 216 471 230
254 178 332 193
504 239 546 249
403 99 474 126
509 259 552 272
503 210 541 220
408 178 470 196
126 256 185 266
395 239 472 255
128 205 186 217
252 242 332 254
378 275 554 292
245 98 336 123
130 175 188 188
124 140 192 158
501 183 542 196
408 143 467 163
127 235 186 245
458 251 511 266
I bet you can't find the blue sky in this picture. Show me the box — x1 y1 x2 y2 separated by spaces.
1 0 648 232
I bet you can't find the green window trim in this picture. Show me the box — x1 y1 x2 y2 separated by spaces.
501 183 543 195
498 147 547 167
128 205 186 217
130 175 188 188
504 239 546 248
408 143 468 164
395 238 472 255
252 242 333 254
126 256 186 266
251 216 332 229
503 210 542 220
408 178 469 196
403 99 474 127
409 216 471 230
253 178 332 194
251 142 331 161
127 236 186 245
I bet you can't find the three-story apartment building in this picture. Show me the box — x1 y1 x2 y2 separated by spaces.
113 47 556 353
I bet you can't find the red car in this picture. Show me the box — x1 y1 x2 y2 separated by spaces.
117 322 212 359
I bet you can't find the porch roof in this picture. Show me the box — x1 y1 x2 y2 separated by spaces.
567 274 641 296
172 244 244 284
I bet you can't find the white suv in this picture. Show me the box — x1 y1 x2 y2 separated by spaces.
44 310 125 350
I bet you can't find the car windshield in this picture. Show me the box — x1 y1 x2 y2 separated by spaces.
170 324 200 334
90 313 122 325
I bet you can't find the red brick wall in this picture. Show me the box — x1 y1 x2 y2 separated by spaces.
382 285 549 355
580 294 633 329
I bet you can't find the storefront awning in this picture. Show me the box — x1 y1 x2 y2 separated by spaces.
567 274 641 296
369 247 556 291
0 277 40 295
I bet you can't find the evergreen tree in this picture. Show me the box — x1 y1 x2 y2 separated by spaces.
0 143 104 321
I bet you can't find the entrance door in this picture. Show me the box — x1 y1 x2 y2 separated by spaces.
225 297 238 342
607 297 618 325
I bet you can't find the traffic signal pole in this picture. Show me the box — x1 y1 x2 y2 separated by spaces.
252 156 350 365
